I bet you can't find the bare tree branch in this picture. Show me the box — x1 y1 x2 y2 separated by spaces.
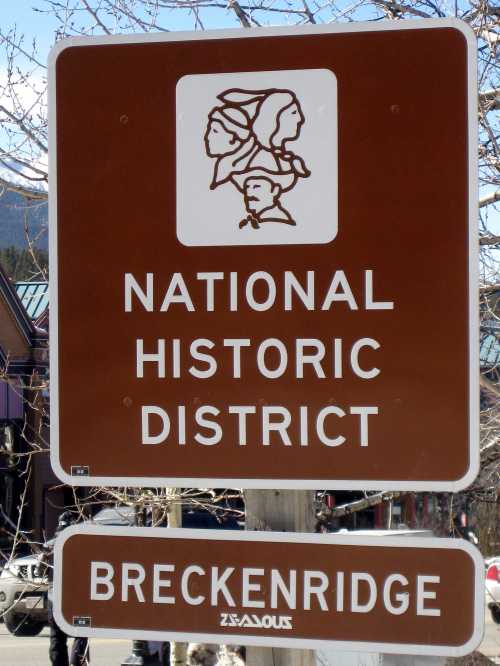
0 28 46 69
480 189 500 207
480 373 500 398
0 175 47 200
0 106 48 155
228 0 252 28
373 0 431 18
479 88 500 111
301 0 317 24
480 234 500 246
327 491 401 518
81 0 112 35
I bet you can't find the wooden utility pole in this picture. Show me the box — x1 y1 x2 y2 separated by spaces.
245 490 316 666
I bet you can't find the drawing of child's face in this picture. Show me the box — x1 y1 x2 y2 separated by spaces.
204 119 238 157
244 178 280 215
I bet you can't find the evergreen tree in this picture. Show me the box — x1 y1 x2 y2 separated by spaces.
0 246 48 282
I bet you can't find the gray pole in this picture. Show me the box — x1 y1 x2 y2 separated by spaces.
244 490 316 666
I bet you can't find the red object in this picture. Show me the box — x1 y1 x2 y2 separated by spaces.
327 495 335 509
486 564 500 582
406 494 417 528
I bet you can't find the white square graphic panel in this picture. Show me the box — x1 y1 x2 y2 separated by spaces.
176 68 338 246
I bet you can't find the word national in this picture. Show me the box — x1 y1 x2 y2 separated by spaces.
124 270 395 313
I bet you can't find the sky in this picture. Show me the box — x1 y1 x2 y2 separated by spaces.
3 0 58 59
2 0 240 60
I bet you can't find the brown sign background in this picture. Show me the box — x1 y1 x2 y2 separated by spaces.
49 22 477 488
53 527 483 655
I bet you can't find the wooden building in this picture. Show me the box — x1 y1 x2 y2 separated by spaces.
0 267 52 555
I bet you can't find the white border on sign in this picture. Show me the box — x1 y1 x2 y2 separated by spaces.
53 525 485 657
48 18 479 492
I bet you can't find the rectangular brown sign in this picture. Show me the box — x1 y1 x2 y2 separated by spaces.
53 526 484 656
49 20 478 489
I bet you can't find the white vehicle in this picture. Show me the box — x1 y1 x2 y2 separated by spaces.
0 506 136 636
0 554 49 636
485 557 500 624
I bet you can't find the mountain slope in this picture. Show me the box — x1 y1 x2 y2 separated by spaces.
0 191 48 250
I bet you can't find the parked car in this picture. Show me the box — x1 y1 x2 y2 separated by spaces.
0 553 49 636
0 506 137 636
485 557 500 624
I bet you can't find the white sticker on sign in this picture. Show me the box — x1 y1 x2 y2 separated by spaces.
176 68 338 246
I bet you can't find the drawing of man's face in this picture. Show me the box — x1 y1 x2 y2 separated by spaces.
204 119 238 157
273 101 304 148
244 177 280 215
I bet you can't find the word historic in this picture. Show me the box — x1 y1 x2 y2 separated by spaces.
136 337 381 380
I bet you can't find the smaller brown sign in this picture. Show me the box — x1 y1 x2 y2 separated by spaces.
53 526 484 657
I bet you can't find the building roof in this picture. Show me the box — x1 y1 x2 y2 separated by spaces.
0 269 36 348
15 282 49 320
0 267 45 371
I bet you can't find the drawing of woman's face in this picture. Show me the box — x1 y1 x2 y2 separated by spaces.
204 119 238 157
273 101 304 148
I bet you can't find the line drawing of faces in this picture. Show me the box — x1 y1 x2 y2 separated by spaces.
204 105 250 157
218 88 306 153
250 90 305 152
240 175 294 229
244 177 279 216
204 87 311 229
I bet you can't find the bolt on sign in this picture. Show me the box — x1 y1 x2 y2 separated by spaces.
49 19 478 489
53 527 484 656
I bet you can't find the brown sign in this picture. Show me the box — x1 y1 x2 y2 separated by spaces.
49 20 478 489
53 526 484 656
